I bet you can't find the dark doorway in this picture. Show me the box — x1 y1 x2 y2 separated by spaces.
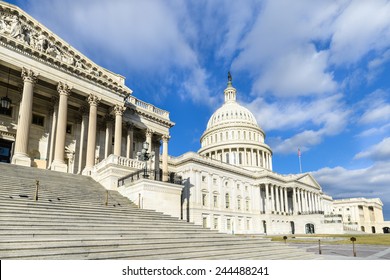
262 220 267 234
361 226 365 232
383 227 390 234
290 221 295 234
305 223 315 234
0 139 13 163
372 226 376 233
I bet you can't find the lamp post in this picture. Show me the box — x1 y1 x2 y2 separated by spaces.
1 68 12 111
137 141 154 178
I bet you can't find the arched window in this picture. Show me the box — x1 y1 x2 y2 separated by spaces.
372 226 376 233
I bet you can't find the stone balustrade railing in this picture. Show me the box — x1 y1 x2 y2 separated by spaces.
93 154 145 172
126 96 170 119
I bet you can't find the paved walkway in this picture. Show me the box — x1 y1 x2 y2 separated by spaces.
293 243 390 260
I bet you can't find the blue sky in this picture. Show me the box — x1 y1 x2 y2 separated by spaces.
9 0 390 220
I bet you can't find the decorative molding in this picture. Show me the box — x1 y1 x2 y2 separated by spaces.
113 104 126 116
162 134 170 143
146 129 154 138
87 93 101 107
57 81 72 96
21 67 38 84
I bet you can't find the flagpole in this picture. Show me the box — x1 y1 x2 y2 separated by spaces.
298 148 302 173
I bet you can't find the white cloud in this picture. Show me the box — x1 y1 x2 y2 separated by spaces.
354 137 390 161
356 123 390 138
245 94 350 154
24 0 215 105
312 162 390 205
330 0 390 65
230 0 342 97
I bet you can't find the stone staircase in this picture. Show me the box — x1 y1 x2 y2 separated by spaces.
0 163 316 260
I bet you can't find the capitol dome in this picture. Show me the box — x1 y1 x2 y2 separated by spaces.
198 74 273 171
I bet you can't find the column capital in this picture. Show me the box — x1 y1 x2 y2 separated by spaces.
21 67 38 84
87 93 101 107
113 104 126 116
146 129 154 138
57 81 72 96
162 134 170 143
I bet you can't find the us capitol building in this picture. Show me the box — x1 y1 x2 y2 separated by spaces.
0 1 389 235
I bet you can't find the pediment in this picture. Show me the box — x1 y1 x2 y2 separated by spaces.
0 2 131 95
296 173 322 189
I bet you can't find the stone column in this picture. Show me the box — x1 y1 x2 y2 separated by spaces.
265 183 270 214
126 122 134 158
269 154 273 170
146 129 153 151
47 96 58 169
162 134 170 182
270 184 275 213
77 105 88 174
113 104 126 156
12 68 38 166
51 82 72 172
297 189 302 213
84 94 100 173
274 185 280 213
292 187 297 215
104 115 113 158
284 187 288 214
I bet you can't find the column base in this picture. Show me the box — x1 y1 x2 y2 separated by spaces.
11 153 32 167
51 160 68 173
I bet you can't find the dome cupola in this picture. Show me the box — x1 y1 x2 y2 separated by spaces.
198 73 273 171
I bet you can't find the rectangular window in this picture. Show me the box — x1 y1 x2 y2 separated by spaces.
225 194 230 209
213 218 218 230
202 217 207 228
226 219 231 230
202 193 207 206
0 106 12 117
213 195 218 207
237 198 241 210
246 200 249 211
32 114 44 126
246 219 250 230
66 124 72 134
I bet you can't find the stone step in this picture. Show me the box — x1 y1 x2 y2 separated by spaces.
0 241 303 260
0 236 272 250
0 163 315 260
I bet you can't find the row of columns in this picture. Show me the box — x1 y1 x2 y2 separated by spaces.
11 67 170 181
206 148 272 170
262 184 323 215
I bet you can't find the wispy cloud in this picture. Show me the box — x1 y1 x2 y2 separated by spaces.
313 161 390 205
354 137 390 161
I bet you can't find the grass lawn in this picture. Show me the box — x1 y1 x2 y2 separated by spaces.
268 234 390 245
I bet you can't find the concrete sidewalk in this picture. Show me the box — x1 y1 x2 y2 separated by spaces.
293 243 390 260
